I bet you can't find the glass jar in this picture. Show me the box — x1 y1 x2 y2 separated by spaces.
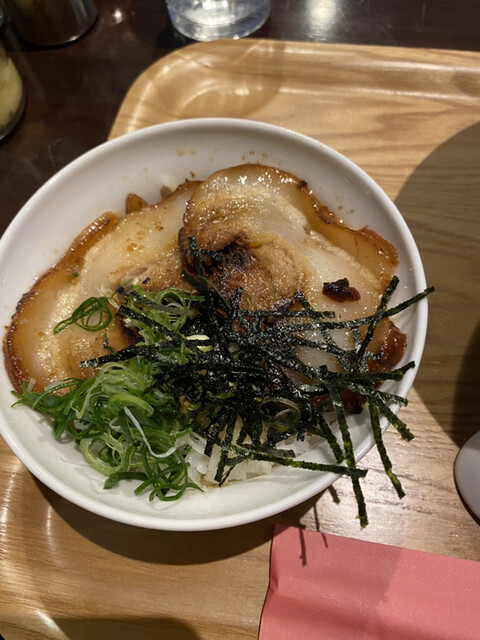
0 40 25 141
1 0 97 47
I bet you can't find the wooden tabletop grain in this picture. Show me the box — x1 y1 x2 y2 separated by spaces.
0 3 479 639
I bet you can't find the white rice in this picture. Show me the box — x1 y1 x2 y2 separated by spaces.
184 428 321 487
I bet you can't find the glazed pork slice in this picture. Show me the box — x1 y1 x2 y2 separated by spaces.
5 163 404 396
4 181 200 392
180 164 398 318
179 164 403 372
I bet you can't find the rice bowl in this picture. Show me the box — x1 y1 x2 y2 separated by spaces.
0 118 428 530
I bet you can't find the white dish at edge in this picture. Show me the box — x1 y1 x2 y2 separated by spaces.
454 431 480 519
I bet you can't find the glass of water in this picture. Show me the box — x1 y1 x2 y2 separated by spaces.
165 0 271 41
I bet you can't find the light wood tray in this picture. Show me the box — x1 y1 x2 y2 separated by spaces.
109 38 480 550
2 40 479 640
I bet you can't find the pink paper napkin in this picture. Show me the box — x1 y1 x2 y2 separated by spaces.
259 524 480 640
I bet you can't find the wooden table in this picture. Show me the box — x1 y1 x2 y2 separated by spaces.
1 3 479 639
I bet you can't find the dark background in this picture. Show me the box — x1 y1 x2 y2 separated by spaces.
1 0 479 231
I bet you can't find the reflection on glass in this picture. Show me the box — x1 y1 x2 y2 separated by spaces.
306 0 342 40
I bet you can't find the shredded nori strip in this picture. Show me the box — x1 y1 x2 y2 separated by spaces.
79 238 433 525
15 234 433 526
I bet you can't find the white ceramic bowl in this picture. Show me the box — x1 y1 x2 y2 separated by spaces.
0 118 428 530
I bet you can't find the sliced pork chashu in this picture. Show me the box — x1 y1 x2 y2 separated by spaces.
4 181 200 392
179 164 398 318
5 163 404 395
179 164 403 371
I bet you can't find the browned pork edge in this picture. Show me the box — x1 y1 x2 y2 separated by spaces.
3 213 125 393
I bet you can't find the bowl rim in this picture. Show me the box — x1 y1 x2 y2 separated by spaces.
0 117 429 530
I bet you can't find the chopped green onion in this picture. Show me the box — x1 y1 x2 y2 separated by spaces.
13 240 434 526
53 296 112 334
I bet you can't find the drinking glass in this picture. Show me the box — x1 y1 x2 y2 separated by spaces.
165 0 271 41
